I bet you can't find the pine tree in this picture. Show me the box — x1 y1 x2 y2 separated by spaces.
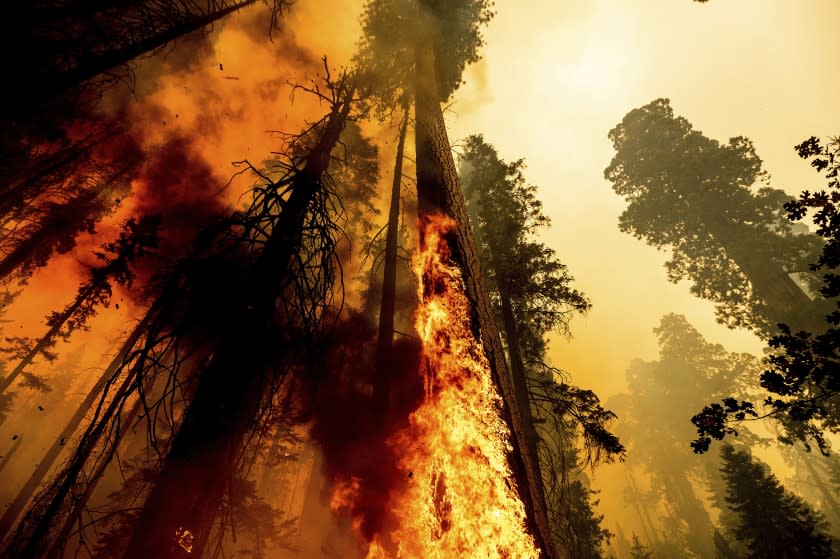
629 534 653 559
720 443 833 558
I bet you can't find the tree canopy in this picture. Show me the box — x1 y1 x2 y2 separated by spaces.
719 443 833 558
605 98 826 337
354 0 495 104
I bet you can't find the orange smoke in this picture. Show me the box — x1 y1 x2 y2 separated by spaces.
360 214 540 559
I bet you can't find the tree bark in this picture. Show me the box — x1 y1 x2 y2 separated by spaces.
121 90 353 559
413 43 553 556
372 105 409 419
496 281 545 499
717 229 823 333
0 316 149 541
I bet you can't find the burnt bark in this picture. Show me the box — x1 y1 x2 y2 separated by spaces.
372 106 409 418
413 43 553 556
121 90 353 559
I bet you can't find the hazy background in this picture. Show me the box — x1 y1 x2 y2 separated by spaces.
443 0 840 541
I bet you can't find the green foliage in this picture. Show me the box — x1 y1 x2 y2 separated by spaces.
693 137 840 454
719 444 834 558
459 134 590 351
605 98 825 337
355 0 495 104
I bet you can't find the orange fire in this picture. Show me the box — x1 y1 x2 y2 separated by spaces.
363 214 540 559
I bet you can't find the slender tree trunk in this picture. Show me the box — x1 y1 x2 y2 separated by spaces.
121 91 353 559
0 316 149 540
0 132 103 218
413 42 553 555
44 362 160 559
0 435 23 476
0 280 103 395
372 105 409 418
625 469 660 550
497 279 544 485
4 313 159 559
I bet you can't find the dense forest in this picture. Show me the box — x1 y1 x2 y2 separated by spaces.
0 1 837 558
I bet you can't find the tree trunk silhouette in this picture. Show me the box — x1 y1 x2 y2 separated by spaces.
497 276 544 490
372 105 409 419
413 42 552 555
626 468 660 550
0 280 103 395
0 131 105 220
4 311 162 559
0 435 23 476
0 164 132 285
0 316 149 541
4 0 262 114
121 90 353 559
44 363 159 559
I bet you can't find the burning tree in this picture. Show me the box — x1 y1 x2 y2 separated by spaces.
355 0 555 554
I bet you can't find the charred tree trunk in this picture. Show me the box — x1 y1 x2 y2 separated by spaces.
372 106 409 418
413 43 553 555
0 131 105 219
121 91 353 559
0 316 150 540
44 362 160 559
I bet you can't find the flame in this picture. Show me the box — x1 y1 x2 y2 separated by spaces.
363 214 540 559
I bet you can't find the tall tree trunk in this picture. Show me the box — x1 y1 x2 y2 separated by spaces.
412 43 553 555
0 130 106 218
121 90 353 559
497 278 544 489
0 164 132 285
0 316 149 540
718 231 823 333
372 105 409 418
44 363 160 559
0 435 23 475
0 280 103 394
